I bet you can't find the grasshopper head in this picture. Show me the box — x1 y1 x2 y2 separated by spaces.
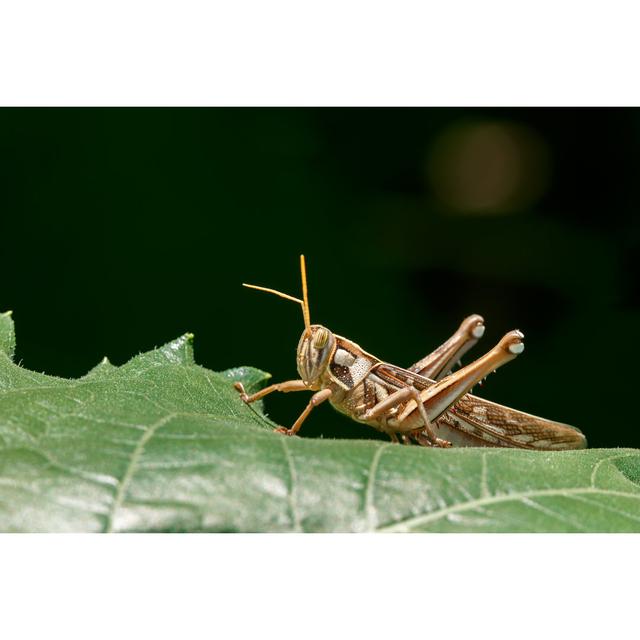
243 256 331 386
297 325 335 386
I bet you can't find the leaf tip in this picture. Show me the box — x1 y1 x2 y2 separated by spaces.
151 333 196 366
0 309 16 359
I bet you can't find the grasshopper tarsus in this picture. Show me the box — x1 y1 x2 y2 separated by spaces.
408 428 452 448
233 381 250 403
274 426 295 436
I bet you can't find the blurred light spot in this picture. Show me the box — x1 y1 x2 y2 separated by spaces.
427 121 550 215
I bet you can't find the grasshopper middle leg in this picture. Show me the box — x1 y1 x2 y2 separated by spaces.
362 385 452 447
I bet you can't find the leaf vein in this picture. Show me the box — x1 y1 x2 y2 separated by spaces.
104 412 177 532
364 443 391 531
377 487 640 532
520 497 586 531
590 452 639 487
280 437 302 532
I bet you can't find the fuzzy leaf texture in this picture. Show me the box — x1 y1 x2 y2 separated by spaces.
0 311 638 532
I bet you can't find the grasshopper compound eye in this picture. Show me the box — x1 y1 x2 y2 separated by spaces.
312 327 329 349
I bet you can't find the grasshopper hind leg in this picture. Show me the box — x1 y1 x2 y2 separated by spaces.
394 330 525 447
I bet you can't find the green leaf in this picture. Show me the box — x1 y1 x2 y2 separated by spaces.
0 311 638 532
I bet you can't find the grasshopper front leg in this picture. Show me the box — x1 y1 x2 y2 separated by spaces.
234 380 332 437
409 314 485 381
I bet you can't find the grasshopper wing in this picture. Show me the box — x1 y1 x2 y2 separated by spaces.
440 393 587 450
372 362 434 393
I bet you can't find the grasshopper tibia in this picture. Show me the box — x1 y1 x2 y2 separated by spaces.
274 388 333 436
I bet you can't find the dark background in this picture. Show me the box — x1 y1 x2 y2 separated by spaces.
1 108 638 448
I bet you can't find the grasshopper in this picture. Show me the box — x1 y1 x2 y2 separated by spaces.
234 256 586 449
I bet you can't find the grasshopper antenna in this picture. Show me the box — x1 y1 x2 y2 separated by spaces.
300 254 311 336
241 283 303 306
242 255 312 335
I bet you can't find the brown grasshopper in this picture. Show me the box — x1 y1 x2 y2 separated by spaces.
234 256 586 449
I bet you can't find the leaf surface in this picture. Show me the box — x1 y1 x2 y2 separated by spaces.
0 312 638 532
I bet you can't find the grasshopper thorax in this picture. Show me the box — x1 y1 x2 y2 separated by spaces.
296 324 336 387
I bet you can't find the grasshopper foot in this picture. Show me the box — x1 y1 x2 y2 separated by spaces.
274 426 295 436
413 430 452 448
233 381 249 403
